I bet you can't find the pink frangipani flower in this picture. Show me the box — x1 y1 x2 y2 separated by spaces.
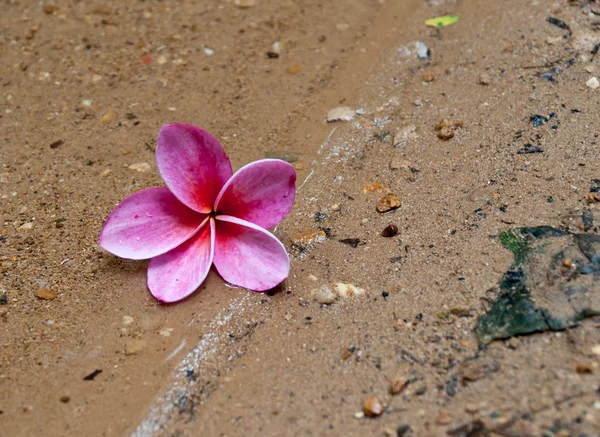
99 123 296 303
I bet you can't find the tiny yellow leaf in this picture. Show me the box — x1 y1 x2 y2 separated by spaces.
425 15 459 28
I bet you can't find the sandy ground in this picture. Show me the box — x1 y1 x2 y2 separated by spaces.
2 0 600 436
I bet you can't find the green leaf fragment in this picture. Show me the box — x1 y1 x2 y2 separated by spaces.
425 15 459 28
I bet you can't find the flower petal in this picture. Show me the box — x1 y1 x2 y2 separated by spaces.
213 215 289 291
147 218 214 303
214 159 296 229
156 123 232 213
99 188 205 260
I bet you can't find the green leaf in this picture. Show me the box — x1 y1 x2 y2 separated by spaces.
425 15 459 28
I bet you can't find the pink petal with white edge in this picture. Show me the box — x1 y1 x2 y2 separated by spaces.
213 215 289 291
99 187 205 260
147 218 214 303
214 159 296 229
156 123 232 213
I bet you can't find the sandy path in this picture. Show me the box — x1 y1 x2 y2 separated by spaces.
2 0 600 436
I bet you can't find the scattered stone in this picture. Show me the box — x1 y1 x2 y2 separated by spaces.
396 425 411 437
586 77 599 90
140 55 152 65
291 229 327 251
100 109 117 124
266 51 279 59
49 139 63 149
125 339 147 355
336 23 350 31
92 74 103 83
507 337 520 350
435 410 451 425
592 344 600 356
333 283 365 298
59 395 70 403
18 222 33 231
284 312 293 321
122 315 134 326
576 362 593 374
234 0 256 7
353 411 364 419
203 48 214 56
478 73 491 85
363 396 383 417
0 295 8 305
157 55 168 65
377 193 401 213
339 238 360 248
287 64 302 75
392 125 418 145
381 224 399 237
128 162 151 172
390 377 408 395
314 285 336 305
159 328 173 337
331 203 341 212
327 106 356 122
435 119 463 140
517 144 543 154
44 4 57 14
462 363 484 382
414 41 429 59
422 72 435 82
35 288 57 300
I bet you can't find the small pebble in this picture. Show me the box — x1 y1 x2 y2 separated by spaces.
315 285 337 305
586 77 599 89
128 162 151 172
327 106 355 122
287 64 303 75
100 109 117 124
392 125 418 145
35 288 57 300
159 328 173 337
422 72 435 83
381 224 399 237
363 396 383 417
478 73 491 85
18 222 33 231
377 193 401 213
390 377 408 395
576 362 593 374
333 283 364 298
122 315 134 326
59 395 70 403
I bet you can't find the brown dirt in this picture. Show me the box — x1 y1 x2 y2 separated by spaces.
2 0 600 436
